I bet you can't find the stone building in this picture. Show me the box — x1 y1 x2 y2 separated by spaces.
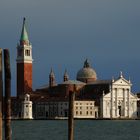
21 94 33 119
100 73 138 118
13 18 139 119
33 100 98 119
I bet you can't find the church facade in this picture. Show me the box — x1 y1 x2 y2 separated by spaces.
13 18 139 119
100 75 138 118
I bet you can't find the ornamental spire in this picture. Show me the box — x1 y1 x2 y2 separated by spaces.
49 68 55 87
128 76 131 83
49 68 55 77
20 17 29 45
63 69 69 82
119 71 123 78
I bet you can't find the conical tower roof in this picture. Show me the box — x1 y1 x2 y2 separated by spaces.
63 69 69 81
49 68 55 77
20 17 29 45
64 69 69 77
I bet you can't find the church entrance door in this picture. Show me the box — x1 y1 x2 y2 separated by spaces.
118 106 122 117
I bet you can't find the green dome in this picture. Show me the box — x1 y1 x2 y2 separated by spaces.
77 67 97 79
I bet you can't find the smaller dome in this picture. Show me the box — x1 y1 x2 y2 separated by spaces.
76 59 97 83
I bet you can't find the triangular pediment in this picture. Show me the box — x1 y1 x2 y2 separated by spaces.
113 77 131 86
104 92 111 98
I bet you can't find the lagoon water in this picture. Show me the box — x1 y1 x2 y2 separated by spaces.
8 120 140 140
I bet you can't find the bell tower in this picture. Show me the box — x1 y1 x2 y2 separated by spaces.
63 69 69 82
16 18 33 97
49 68 55 87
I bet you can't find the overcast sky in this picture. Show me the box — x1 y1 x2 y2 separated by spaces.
0 0 140 95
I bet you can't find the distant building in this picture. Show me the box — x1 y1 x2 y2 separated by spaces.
100 73 138 118
74 100 98 118
21 94 33 119
34 100 98 119
12 18 139 119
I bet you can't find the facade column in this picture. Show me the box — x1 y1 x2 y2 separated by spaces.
127 89 130 118
123 89 126 117
115 88 118 117
110 86 113 118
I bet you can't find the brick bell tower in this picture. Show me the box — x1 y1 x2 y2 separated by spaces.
16 18 33 97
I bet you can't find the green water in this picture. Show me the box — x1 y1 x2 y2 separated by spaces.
4 120 140 140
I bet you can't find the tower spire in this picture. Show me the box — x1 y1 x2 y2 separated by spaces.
119 71 123 78
49 68 55 87
128 76 131 83
63 69 69 82
20 17 29 45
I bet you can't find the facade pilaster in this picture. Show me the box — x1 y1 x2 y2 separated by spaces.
124 89 126 117
110 85 113 118
115 88 118 117
127 89 130 118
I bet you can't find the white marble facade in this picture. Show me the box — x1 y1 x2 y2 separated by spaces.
21 94 33 119
100 73 138 119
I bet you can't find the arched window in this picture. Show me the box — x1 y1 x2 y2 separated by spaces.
25 50 30 56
